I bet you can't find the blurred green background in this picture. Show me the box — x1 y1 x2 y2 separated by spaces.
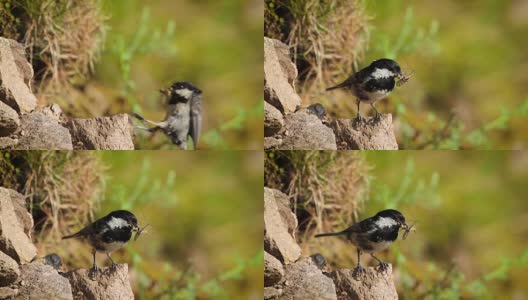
362 1 528 149
0 0 263 149
93 151 264 299
94 0 263 150
265 0 528 149
312 151 528 299
93 0 263 150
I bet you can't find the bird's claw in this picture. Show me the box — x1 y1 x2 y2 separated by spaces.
377 262 389 272
89 264 99 279
373 112 382 122
353 263 366 277
110 262 118 271
354 114 365 125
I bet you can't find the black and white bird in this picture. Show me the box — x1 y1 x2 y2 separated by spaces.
315 209 409 273
326 58 404 122
132 81 202 150
62 210 139 272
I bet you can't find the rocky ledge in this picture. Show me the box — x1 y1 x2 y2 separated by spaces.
263 187 398 300
263 37 398 150
0 187 134 300
0 37 134 150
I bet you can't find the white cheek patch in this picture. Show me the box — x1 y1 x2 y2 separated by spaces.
372 68 394 79
108 217 128 229
376 217 398 228
173 88 194 98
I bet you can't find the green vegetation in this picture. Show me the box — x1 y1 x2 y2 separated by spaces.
265 151 528 298
0 151 263 299
265 0 528 149
97 0 263 149
1 0 262 149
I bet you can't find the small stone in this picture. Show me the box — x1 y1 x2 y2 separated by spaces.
265 251 284 287
0 251 20 286
0 101 19 137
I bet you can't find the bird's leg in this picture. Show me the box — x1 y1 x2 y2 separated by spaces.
353 249 365 275
107 253 117 270
354 99 365 123
371 103 381 122
371 253 389 271
89 249 99 278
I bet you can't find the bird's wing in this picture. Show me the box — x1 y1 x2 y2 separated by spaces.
343 217 377 234
189 94 202 149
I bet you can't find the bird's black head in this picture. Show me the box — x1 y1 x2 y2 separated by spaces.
107 210 138 230
161 81 202 104
370 58 402 77
374 209 406 227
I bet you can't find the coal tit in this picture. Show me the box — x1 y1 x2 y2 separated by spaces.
326 58 405 122
62 210 139 273
315 209 409 273
131 81 202 150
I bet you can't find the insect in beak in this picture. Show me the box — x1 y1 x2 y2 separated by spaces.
401 221 416 240
134 224 150 241
159 88 170 96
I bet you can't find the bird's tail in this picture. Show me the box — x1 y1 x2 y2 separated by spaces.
326 76 355 91
130 112 146 122
314 231 347 238
129 113 161 133
61 233 78 240
325 84 344 92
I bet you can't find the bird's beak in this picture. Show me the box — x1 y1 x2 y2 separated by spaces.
160 88 170 96
133 225 140 231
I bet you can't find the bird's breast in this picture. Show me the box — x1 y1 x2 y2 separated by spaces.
349 232 394 253
363 90 391 103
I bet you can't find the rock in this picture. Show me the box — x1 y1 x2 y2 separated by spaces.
0 287 18 299
269 189 297 237
280 110 337 150
331 114 398 150
0 251 19 286
15 112 73 150
31 254 63 271
265 101 284 137
0 188 37 264
265 251 284 287
264 137 282 150
66 114 134 150
40 104 64 122
328 265 398 300
264 188 301 264
0 137 18 149
264 287 283 299
280 257 337 300
7 190 33 236
15 262 73 300
0 38 37 113
64 264 134 300
306 103 327 120
264 38 301 114
0 101 19 137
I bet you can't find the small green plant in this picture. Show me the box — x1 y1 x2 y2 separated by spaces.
108 7 177 110
372 7 440 60
201 101 264 149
